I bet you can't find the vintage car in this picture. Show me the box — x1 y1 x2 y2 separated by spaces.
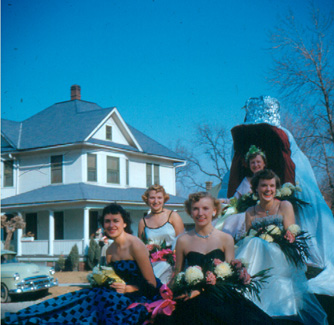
1 250 58 303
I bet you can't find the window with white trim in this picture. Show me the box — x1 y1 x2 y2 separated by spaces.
3 160 14 187
51 155 63 184
146 163 160 187
107 156 120 184
87 154 97 182
106 125 112 141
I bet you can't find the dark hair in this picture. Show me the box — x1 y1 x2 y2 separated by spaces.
142 184 170 204
184 192 221 218
251 169 281 193
99 203 133 235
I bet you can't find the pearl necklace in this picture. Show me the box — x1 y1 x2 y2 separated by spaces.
194 228 214 239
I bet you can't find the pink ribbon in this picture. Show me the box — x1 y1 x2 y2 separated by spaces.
127 284 176 322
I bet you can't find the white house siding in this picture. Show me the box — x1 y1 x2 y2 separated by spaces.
64 149 83 184
92 116 129 146
129 159 146 188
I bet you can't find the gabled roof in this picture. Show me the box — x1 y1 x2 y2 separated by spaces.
1 99 183 161
1 183 186 207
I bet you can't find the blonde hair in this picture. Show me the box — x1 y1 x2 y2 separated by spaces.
142 184 170 204
184 192 221 218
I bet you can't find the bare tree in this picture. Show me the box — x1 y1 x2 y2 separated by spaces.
269 3 334 210
1 214 26 250
175 124 232 196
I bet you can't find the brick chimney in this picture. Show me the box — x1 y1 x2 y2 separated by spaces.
71 85 81 100
205 181 213 191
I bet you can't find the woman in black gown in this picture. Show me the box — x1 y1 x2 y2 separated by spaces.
167 191 275 325
5 204 161 325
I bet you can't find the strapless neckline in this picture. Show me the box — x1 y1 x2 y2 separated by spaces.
186 248 223 257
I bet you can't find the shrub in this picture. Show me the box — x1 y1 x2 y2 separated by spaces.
56 255 66 271
87 239 101 270
65 244 80 271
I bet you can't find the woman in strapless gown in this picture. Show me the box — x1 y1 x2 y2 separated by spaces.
5 204 162 325
236 170 328 325
138 185 184 283
158 191 275 325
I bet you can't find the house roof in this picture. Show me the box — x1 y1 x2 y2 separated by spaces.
1 183 186 208
1 99 183 161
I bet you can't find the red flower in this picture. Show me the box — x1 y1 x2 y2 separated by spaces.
213 258 223 266
230 259 243 269
239 267 251 285
284 230 295 243
205 271 217 285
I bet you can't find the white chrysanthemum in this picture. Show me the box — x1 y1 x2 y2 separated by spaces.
248 229 258 237
288 224 301 236
280 187 292 196
275 189 281 197
295 186 302 192
260 234 274 242
184 266 204 285
252 194 258 200
225 206 238 216
214 262 232 279
148 238 161 246
265 224 281 235
175 272 185 284
283 182 294 189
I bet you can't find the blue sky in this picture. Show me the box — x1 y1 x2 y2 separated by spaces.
1 0 332 154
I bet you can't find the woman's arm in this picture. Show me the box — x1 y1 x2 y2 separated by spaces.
137 218 145 240
170 211 185 236
245 209 252 232
222 233 235 263
281 200 295 229
174 235 186 275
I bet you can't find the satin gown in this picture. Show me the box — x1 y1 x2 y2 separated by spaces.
236 215 328 325
167 249 274 325
144 214 176 283
5 260 161 325
218 177 250 240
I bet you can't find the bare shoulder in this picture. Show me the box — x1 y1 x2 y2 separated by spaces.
218 231 234 244
130 234 146 249
279 200 293 210
245 205 256 216
169 210 182 220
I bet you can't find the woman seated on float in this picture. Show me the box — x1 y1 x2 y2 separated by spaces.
236 169 328 325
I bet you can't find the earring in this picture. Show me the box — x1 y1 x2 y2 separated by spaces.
213 213 216 217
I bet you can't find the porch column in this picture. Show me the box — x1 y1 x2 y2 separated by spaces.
83 208 90 255
17 228 23 256
49 210 55 256
16 212 23 256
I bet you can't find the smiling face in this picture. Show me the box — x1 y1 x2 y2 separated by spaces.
249 154 266 174
191 197 217 226
257 178 276 204
147 190 165 213
103 213 127 239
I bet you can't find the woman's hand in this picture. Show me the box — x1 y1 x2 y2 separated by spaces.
175 289 201 301
110 282 127 294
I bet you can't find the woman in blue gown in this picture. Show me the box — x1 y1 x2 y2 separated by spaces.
160 191 275 325
236 169 328 324
5 204 161 325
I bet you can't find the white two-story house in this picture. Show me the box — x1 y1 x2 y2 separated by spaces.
1 85 188 266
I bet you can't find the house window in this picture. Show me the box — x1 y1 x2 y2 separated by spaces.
25 213 38 239
54 211 64 240
87 154 97 182
107 156 120 184
146 163 160 187
106 126 112 141
89 210 99 238
51 155 63 184
126 160 129 186
4 160 14 187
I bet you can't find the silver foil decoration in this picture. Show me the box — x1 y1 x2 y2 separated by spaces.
244 96 281 127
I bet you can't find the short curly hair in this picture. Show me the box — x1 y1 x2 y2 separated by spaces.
184 192 221 218
251 169 281 193
99 203 133 235
142 184 170 205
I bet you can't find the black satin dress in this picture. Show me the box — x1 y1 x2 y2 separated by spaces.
166 249 275 325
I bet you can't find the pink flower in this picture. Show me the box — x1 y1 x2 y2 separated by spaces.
151 251 166 262
213 258 223 266
205 271 217 285
146 244 154 252
284 230 295 243
239 267 251 285
230 259 243 269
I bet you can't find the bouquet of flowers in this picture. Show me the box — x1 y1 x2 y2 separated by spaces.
87 265 125 287
222 182 308 216
141 235 176 266
247 223 311 267
170 260 270 301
